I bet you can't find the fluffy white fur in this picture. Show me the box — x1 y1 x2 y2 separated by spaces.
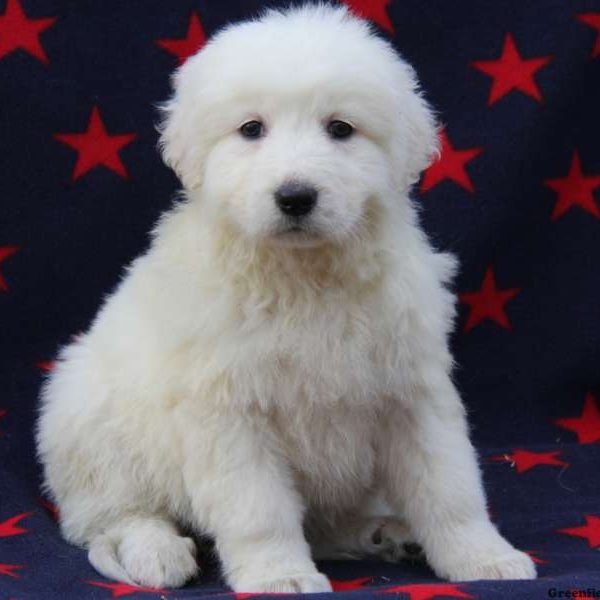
36 4 536 592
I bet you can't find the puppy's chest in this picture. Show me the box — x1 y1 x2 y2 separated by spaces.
260 302 388 506
271 403 380 508
254 297 393 408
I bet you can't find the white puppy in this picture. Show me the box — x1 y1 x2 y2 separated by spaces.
36 4 536 593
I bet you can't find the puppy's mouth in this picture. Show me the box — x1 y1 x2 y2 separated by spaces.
270 221 325 248
276 220 315 236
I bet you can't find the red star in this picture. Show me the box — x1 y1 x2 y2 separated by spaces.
157 12 206 65
557 515 600 548
544 151 600 220
35 360 55 372
578 13 600 58
0 512 32 537
554 393 600 444
0 246 18 292
0 564 24 579
459 267 520 332
382 583 473 600
525 550 548 565
39 497 60 522
569 591 598 600
420 130 483 194
0 0 56 64
343 0 394 34
331 576 373 591
85 580 166 597
490 449 568 473
471 33 552 105
54 106 137 181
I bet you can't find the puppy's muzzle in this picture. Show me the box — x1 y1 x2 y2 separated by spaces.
275 182 318 217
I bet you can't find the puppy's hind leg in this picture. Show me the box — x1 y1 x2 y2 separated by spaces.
309 514 423 563
88 514 199 588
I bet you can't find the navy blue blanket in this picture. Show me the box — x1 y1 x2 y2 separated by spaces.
1 0 599 598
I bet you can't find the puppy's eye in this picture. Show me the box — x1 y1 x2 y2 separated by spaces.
239 120 264 139
327 120 354 140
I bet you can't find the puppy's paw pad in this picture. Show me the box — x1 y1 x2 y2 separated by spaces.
367 518 423 562
241 572 332 593
119 534 199 588
447 550 536 581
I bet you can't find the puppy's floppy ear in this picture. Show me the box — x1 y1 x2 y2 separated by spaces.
157 55 206 191
393 62 440 190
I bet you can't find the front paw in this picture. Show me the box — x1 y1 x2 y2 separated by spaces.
428 521 536 582
444 549 536 581
235 572 332 593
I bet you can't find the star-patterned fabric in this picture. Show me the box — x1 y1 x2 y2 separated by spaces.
1 0 599 598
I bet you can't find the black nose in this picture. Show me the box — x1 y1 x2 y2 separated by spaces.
275 182 318 217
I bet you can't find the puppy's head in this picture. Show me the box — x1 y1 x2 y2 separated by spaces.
159 4 438 248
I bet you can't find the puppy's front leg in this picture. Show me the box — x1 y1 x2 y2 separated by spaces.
181 411 331 593
381 375 536 581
